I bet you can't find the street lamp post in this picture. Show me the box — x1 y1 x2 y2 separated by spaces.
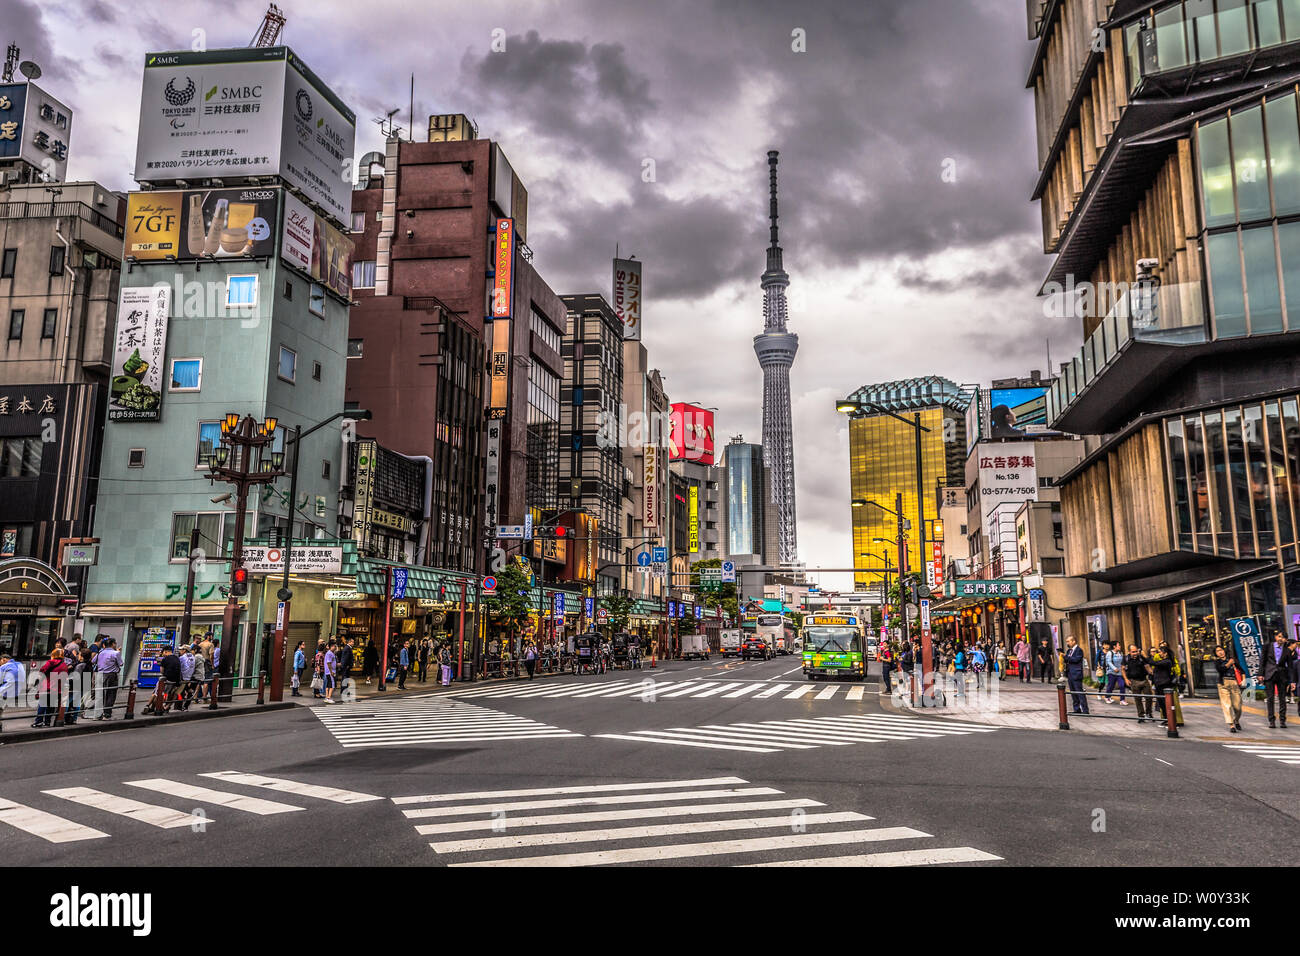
204 413 287 701
267 409 371 703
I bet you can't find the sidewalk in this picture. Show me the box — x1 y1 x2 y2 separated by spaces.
891 671 1291 745
1 686 292 744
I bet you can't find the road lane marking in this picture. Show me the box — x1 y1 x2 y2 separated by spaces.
41 787 211 829
783 685 816 699
449 827 930 867
847 687 866 700
690 682 745 698
0 797 110 843
660 682 715 697
198 772 382 803
600 732 778 753
399 787 783 818
746 847 1002 867
393 777 749 805
815 685 839 700
123 779 304 815
723 683 768 698
411 799 824 834
428 812 872 854
756 684 788 698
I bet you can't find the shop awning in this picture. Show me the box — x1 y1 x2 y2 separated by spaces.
80 602 234 617
355 558 478 601
1064 563 1276 613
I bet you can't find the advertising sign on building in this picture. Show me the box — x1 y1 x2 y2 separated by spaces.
351 439 377 552
1229 617 1264 687
988 386 1058 438
134 47 356 222
108 284 172 422
612 257 643 340
280 192 353 299
126 187 279 262
484 420 502 528
944 579 1021 598
977 442 1038 544
492 218 515 319
688 485 699 553
643 444 659 529
0 81 73 180
668 403 716 465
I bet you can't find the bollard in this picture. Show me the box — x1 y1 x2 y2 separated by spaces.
1057 681 1070 730
208 676 218 711
256 671 266 706
1164 689 1179 738
123 680 137 720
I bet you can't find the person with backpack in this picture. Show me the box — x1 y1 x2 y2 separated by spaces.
1101 641 1126 704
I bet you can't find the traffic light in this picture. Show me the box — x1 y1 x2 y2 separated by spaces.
536 526 569 539
908 580 919 604
232 566 250 597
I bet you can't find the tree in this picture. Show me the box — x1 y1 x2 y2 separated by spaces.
483 563 532 639
692 558 736 620
605 593 633 632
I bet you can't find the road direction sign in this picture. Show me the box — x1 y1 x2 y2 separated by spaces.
496 525 526 539
636 551 652 567
721 560 735 583
653 546 668 563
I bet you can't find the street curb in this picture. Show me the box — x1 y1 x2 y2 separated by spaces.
0 701 296 745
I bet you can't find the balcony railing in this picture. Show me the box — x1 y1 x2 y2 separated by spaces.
0 200 124 239
1124 0 1300 93
1046 280 1208 426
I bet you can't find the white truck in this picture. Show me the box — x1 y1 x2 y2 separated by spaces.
720 629 742 657
680 633 711 660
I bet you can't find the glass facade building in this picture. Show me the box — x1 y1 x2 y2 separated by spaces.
725 441 766 559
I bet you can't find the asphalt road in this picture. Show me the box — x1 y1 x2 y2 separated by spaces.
5 653 1299 867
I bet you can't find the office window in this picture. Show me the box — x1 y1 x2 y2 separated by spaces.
226 274 258 308
351 211 366 233
196 421 222 468
0 248 14 278
278 346 297 383
170 358 202 391
283 280 293 300
170 512 225 561
347 338 363 358
49 245 65 276
7 310 22 341
309 283 325 317
40 308 56 339
352 260 376 289
0 437 42 477
312 360 321 381
322 460 331 480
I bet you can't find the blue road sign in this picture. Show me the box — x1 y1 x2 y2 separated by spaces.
721 560 735 583
554 593 565 613
668 601 677 617
482 575 497 593
584 596 594 617
694 605 702 619
653 546 668 563
636 551 652 567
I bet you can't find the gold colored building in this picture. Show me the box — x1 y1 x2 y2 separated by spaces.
841 377 969 590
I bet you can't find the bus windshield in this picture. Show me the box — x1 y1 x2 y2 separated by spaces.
756 615 784 627
804 627 860 654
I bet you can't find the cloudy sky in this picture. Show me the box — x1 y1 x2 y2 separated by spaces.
18 0 1078 588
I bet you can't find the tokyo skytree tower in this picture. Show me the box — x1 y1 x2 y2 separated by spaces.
753 150 799 564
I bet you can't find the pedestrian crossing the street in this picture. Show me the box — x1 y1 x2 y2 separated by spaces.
444 677 877 704
392 774 1002 866
0 772 382 845
1223 743 1300 766
595 712 998 753
313 695 583 748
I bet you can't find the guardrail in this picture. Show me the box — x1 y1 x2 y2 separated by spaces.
1056 681 1180 738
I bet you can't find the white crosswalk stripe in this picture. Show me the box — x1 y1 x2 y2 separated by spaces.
313 696 582 748
198 772 383 803
0 797 109 843
441 677 878 703
42 787 211 829
1223 744 1300 764
392 775 1000 867
596 713 998 753
124 779 304 815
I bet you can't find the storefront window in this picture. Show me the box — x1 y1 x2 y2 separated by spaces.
1250 573 1285 641
1266 399 1297 561
1184 593 1216 661
1204 410 1237 552
1167 417 1194 548
1287 398 1300 560
1185 413 1215 551
1225 408 1257 553
1243 403 1275 552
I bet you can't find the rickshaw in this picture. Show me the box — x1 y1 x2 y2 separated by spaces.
611 634 630 669
574 633 599 674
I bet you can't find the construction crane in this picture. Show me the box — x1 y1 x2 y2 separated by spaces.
250 4 286 47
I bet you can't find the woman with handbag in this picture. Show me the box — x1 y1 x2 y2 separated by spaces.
311 644 325 699
1212 643 1245 733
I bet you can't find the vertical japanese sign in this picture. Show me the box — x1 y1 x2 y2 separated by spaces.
485 419 502 529
108 285 172 422
613 257 642 340
689 485 699 553
490 218 514 416
977 443 1038 545
931 541 944 590
352 439 377 553
643 445 659 529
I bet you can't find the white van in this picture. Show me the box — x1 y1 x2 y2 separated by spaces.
720 629 742 656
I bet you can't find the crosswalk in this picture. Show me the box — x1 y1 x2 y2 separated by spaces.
595 712 998 753
445 677 875 704
1223 743 1300 765
0 772 381 845
393 774 1002 866
312 695 583 748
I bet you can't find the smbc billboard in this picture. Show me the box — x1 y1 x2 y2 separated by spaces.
134 46 355 222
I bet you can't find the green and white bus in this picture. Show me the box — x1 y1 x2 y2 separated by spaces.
801 613 866 680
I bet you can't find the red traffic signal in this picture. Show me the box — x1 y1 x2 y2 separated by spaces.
232 566 250 597
538 526 568 539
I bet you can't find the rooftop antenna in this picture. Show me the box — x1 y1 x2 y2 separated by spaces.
250 3 286 47
374 108 402 139
2 45 17 83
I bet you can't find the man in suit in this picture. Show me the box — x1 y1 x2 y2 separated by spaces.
1063 635 1089 714
1257 630 1296 728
